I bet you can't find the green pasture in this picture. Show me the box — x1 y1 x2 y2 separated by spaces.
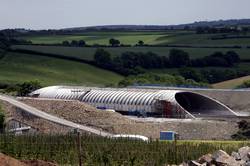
155 33 250 46
20 31 250 46
0 51 123 86
21 31 168 45
12 45 250 60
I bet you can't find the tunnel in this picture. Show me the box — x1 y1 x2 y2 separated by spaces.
175 92 237 118
30 86 238 119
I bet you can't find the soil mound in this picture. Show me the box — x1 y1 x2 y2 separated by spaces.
22 160 58 166
0 153 27 166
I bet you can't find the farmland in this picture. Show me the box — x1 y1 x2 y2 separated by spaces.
12 45 250 60
21 31 168 45
21 31 250 46
0 51 123 86
3 30 250 88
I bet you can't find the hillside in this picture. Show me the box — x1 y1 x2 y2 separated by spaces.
12 45 250 60
0 51 123 86
61 19 250 30
20 31 250 47
21 31 168 45
212 75 250 89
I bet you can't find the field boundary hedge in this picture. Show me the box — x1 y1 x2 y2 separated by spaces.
9 48 96 66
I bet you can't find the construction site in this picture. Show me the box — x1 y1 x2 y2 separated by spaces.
30 86 238 119
0 86 249 140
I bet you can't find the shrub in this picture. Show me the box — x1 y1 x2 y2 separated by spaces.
17 80 42 96
238 80 250 88
0 104 5 133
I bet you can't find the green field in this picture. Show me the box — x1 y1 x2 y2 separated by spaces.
151 62 250 73
0 51 123 86
212 75 250 89
12 45 250 60
155 33 250 46
7 30 250 88
22 31 168 45
21 31 250 46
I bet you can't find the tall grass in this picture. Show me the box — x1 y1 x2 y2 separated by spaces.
0 134 249 165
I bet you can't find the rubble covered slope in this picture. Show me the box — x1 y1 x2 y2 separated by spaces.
19 98 238 140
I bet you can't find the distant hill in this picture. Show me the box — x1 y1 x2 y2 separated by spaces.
1 19 250 34
63 19 250 31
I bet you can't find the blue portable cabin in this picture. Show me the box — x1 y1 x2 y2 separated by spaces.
160 131 178 141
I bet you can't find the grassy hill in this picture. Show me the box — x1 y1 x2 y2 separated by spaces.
212 75 250 89
21 31 250 46
0 51 123 86
5 30 250 88
12 45 250 60
21 31 167 45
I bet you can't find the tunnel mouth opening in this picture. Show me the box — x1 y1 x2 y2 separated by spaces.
175 92 236 118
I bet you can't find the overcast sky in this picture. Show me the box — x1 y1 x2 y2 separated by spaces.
1 0 250 30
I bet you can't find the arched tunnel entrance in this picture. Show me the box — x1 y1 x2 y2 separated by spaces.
175 92 237 118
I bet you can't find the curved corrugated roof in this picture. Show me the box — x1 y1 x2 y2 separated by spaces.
30 86 238 118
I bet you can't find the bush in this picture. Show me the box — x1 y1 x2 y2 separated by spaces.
238 80 250 88
0 104 5 133
17 80 42 96
118 73 209 88
169 49 190 67
94 49 112 69
232 120 250 140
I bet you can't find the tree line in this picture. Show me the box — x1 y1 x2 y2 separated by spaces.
94 48 240 76
118 73 209 88
178 68 250 84
196 26 250 34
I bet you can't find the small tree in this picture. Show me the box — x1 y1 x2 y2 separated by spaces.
78 40 86 47
71 40 79 46
138 40 144 46
94 49 112 69
226 51 240 63
109 38 120 47
62 40 70 46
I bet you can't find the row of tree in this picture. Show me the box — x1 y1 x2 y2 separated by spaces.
94 48 240 76
61 38 145 47
191 51 240 67
118 73 209 88
196 26 250 34
62 40 86 47
0 32 32 49
178 68 250 84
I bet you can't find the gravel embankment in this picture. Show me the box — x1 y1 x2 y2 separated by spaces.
18 98 238 140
